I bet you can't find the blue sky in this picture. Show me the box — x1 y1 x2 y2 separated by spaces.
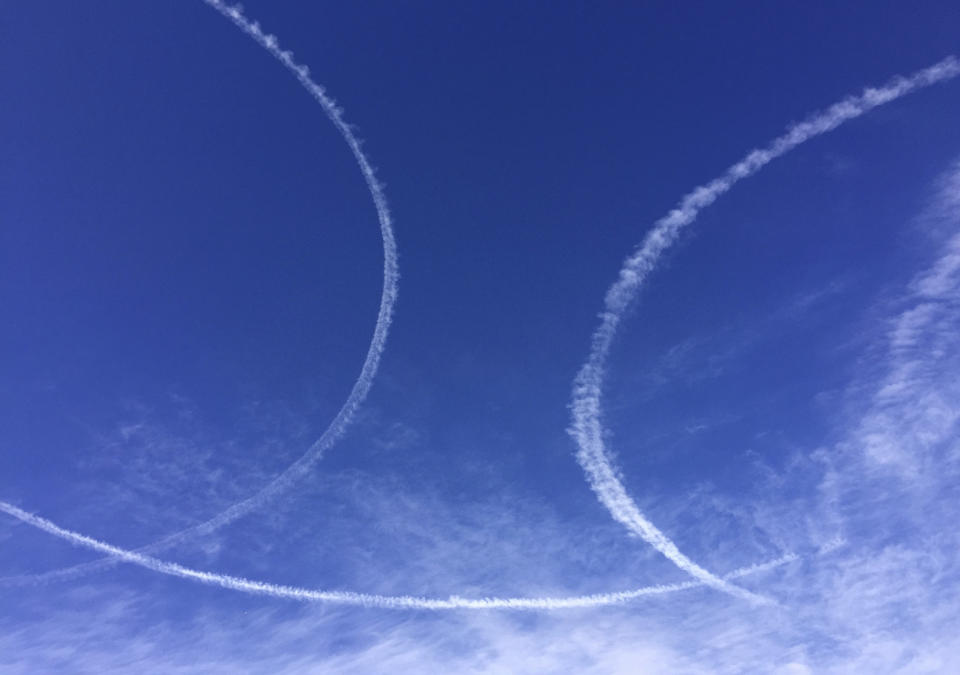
2 1 960 672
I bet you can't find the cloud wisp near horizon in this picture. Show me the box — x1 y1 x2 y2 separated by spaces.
2 1 959 622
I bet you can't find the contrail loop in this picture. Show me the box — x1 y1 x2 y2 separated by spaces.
0 0 399 587
569 56 960 602
0 500 795 610
2 4 956 610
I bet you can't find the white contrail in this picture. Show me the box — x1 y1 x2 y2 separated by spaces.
0 0 399 587
569 56 960 601
4 5 953 612
0 500 795 610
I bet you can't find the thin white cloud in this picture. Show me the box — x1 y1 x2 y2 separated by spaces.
847 167 960 473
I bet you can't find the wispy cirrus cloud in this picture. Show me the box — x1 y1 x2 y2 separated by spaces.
843 164 960 476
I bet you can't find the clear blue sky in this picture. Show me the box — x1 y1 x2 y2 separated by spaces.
2 1 960 672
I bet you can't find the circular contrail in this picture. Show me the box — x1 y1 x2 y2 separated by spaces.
0 499 797 610
568 55 959 602
2 3 956 609
0 0 399 587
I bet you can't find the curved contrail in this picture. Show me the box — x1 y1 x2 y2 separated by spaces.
0 500 795 610
0 0 399 587
569 56 960 602
2 4 955 610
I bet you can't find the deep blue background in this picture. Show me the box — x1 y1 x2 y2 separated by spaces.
1 6 959 665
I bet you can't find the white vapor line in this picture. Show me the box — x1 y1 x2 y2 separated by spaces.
0 0 399 587
569 56 960 603
0 501 795 610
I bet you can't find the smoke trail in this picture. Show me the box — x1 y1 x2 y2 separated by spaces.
569 56 960 601
0 0 399 587
0 501 794 610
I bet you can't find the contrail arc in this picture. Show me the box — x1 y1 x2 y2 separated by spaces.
2 4 956 611
569 56 960 601
0 500 795 611
0 0 399 587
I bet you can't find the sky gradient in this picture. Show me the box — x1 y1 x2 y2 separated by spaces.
2 1 960 672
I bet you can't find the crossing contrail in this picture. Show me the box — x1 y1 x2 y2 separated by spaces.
0 0 399 588
0 500 795 610
3 2 955 611
569 56 960 601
